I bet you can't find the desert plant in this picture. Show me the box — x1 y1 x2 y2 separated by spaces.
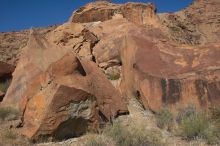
3 130 17 139
103 122 131 146
179 110 219 144
103 121 165 146
130 125 164 146
180 111 209 139
84 134 110 146
176 105 196 124
0 79 11 93
107 73 120 80
209 107 220 144
0 107 19 121
156 108 174 130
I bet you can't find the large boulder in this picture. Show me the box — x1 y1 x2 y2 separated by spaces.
2 30 69 108
2 31 128 140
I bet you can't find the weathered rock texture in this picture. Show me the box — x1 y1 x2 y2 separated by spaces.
70 2 156 25
1 0 220 141
0 26 57 66
3 31 128 140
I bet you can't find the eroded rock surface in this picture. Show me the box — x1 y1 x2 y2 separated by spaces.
2 31 128 140
0 26 57 66
69 2 156 25
1 0 220 141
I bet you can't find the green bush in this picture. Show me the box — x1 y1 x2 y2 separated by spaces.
176 105 196 124
178 110 219 144
103 121 165 146
156 108 174 130
180 112 209 139
107 73 120 80
0 107 19 121
0 79 11 93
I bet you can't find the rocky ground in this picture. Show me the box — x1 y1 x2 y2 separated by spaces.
0 0 220 145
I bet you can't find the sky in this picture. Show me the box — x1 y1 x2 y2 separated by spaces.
0 0 193 32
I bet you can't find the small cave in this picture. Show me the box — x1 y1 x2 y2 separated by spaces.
0 73 12 102
53 117 89 141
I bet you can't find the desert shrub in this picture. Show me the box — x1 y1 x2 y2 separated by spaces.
176 105 196 124
0 107 19 121
156 108 174 130
3 130 17 139
180 112 208 139
84 134 110 146
103 121 165 146
107 73 120 80
210 107 220 123
0 79 11 93
130 125 164 146
178 108 219 144
103 122 131 146
209 107 220 144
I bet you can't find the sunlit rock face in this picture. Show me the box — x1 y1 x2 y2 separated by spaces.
1 0 220 140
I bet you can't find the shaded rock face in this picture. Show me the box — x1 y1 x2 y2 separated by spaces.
0 61 14 101
1 0 220 141
2 32 128 140
0 61 14 78
0 91 4 102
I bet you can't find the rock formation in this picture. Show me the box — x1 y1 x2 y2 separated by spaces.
0 0 220 141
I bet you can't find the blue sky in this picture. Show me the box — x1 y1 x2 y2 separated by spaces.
0 0 193 32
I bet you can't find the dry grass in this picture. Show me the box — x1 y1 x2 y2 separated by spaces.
103 121 165 146
156 108 174 131
84 134 114 146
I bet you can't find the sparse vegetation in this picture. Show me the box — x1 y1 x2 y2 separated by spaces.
103 121 165 146
107 73 120 80
84 134 111 146
0 79 11 93
180 112 209 139
156 108 174 130
177 106 219 144
0 107 19 121
3 130 17 140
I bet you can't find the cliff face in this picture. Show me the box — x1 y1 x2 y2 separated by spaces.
159 0 220 45
0 0 220 140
